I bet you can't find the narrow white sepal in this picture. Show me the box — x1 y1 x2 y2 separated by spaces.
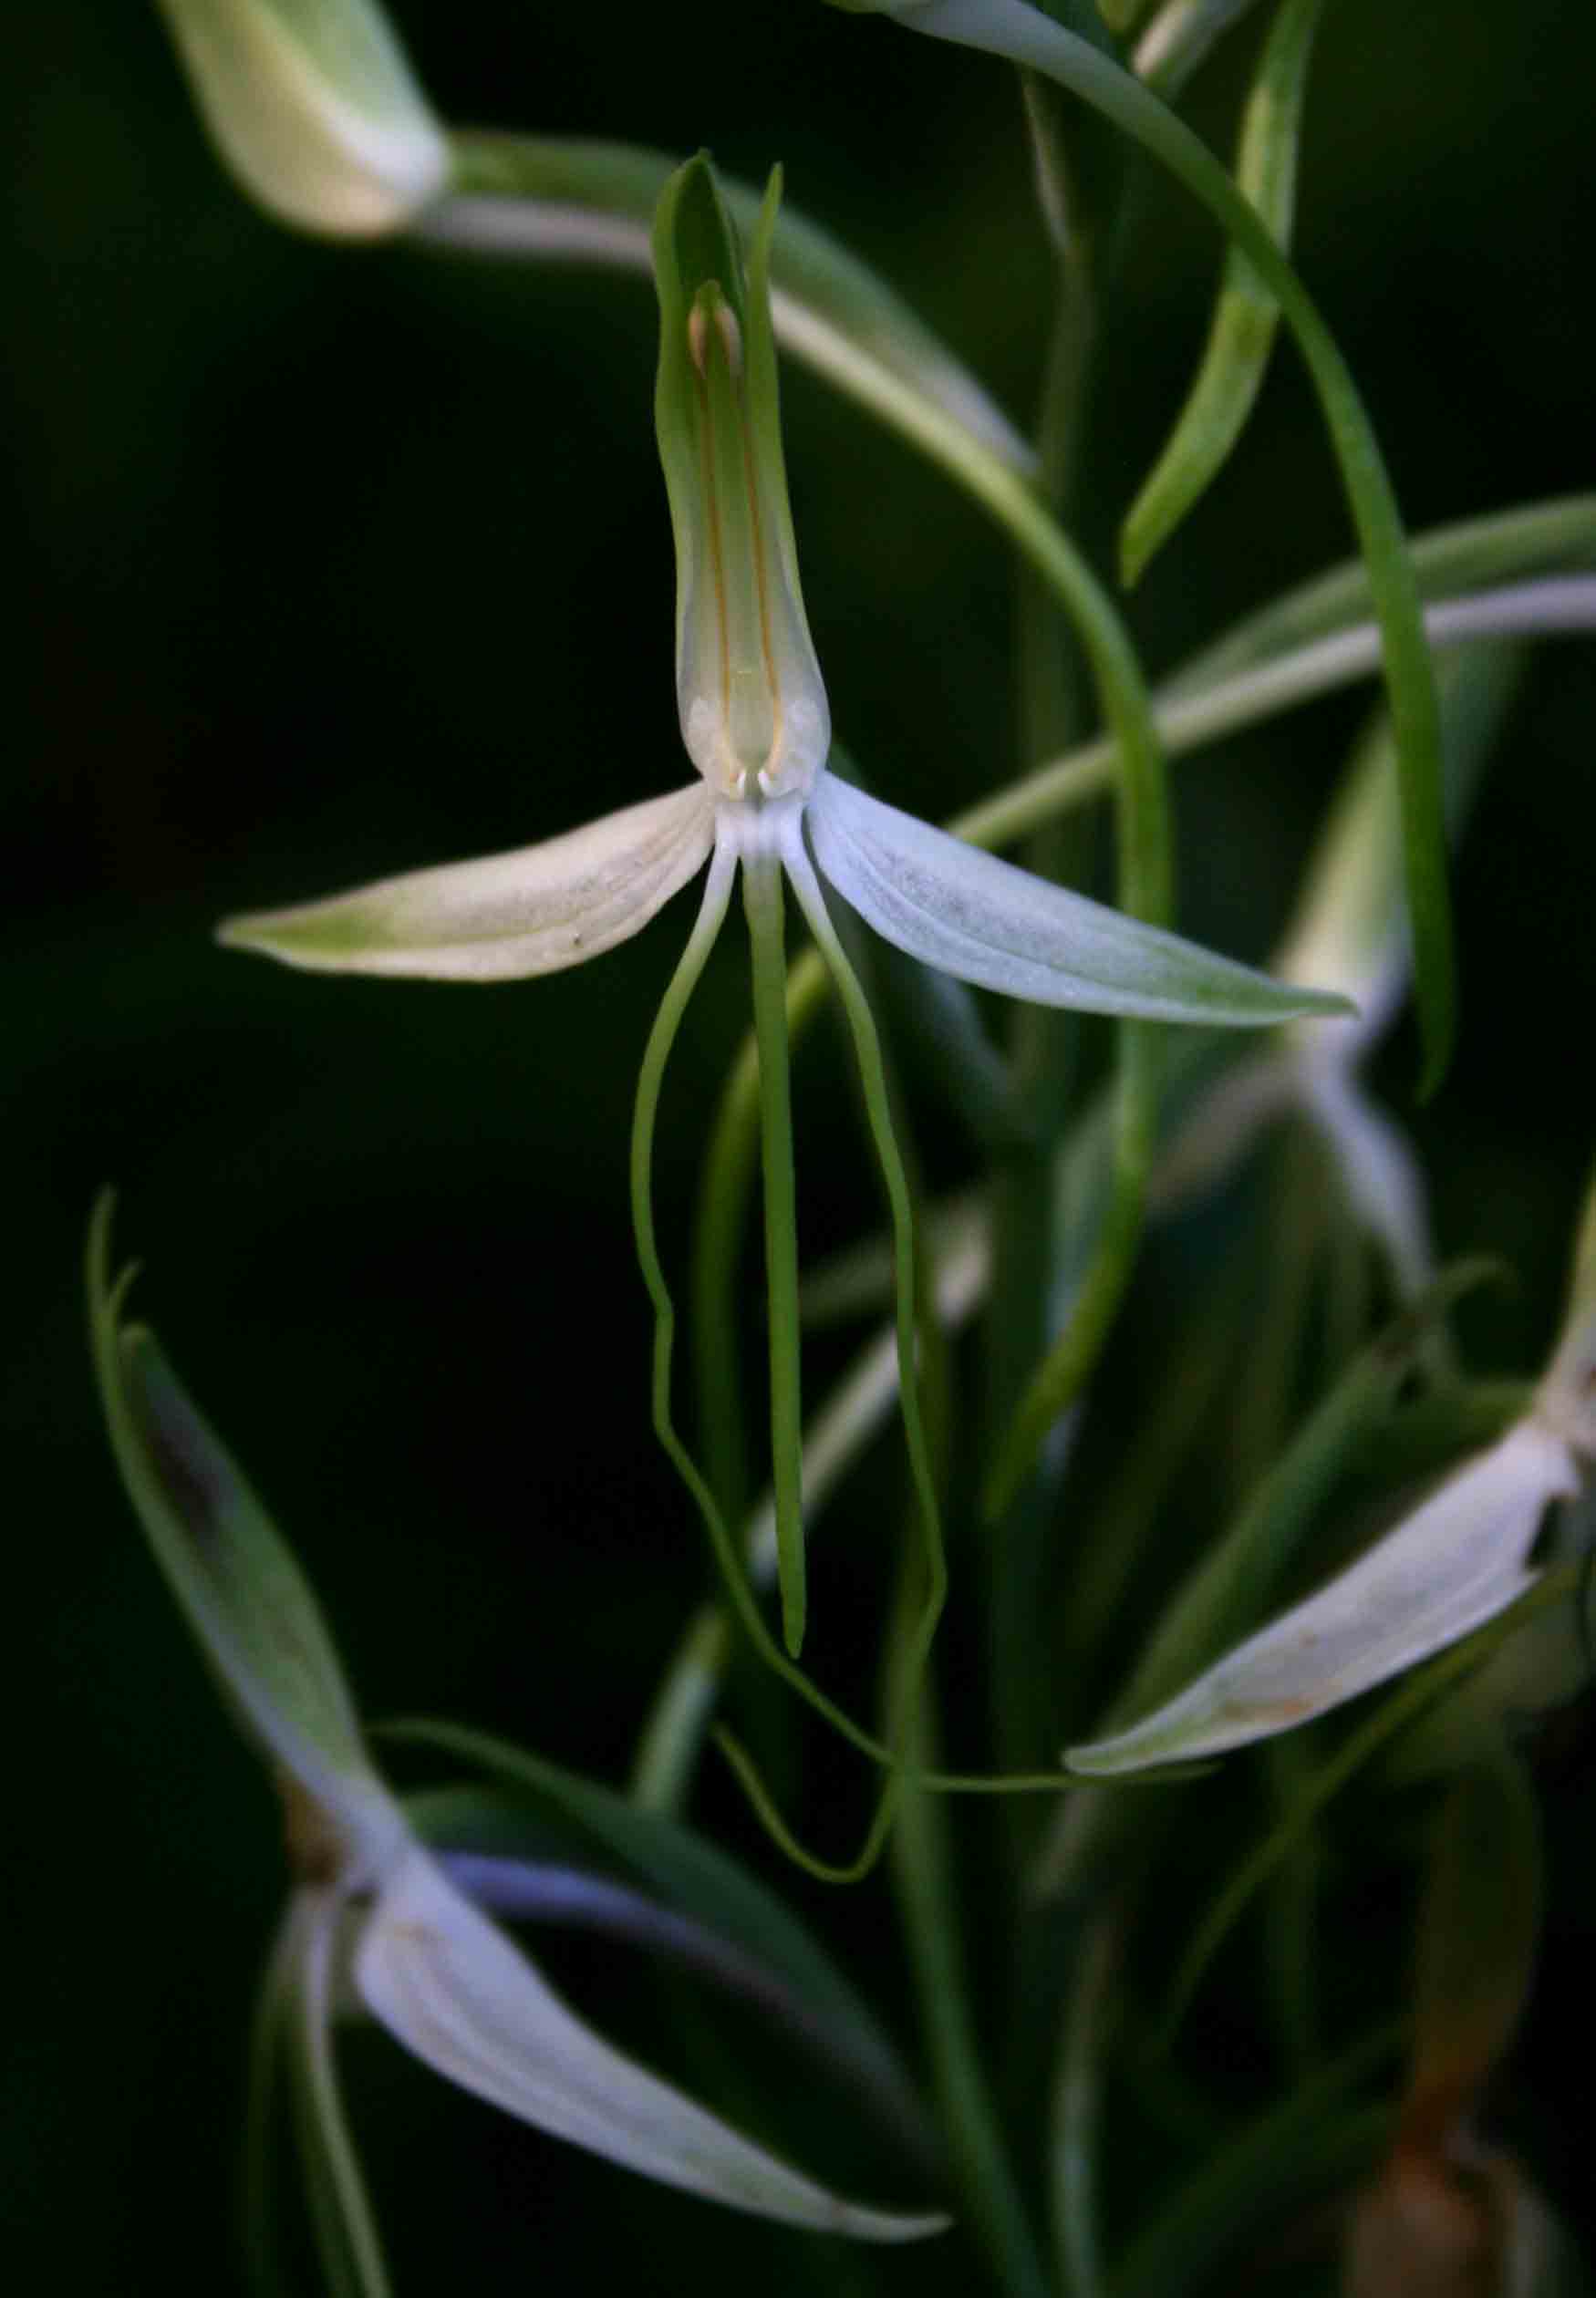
221 783 717 981
354 1848 948 2240
1065 1421 1580 1774
806 773 1350 1026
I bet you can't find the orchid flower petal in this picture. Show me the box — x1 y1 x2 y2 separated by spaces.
220 783 716 981
806 774 1348 1026
155 0 448 238
354 1846 948 2240
1066 1420 1580 1774
88 1198 383 1827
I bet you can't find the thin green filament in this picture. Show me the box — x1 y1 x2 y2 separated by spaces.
742 851 808 1656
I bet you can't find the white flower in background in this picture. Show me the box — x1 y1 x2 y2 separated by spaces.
154 0 450 233
87 1199 946 2277
1066 1187 1596 1775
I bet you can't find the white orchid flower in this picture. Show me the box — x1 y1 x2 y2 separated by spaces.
220 154 1342 1673
1065 1193 1596 1775
87 1199 947 2282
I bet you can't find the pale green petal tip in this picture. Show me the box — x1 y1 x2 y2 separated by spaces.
87 1194 378 1805
157 0 449 236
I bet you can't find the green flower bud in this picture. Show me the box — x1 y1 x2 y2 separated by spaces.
155 0 449 235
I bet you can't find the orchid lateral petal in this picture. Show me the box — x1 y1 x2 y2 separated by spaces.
88 1197 379 1822
220 784 715 981
1067 1421 1579 1775
807 775 1347 1026
156 0 448 237
354 1847 948 2240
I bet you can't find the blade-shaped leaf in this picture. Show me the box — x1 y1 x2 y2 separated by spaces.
354 1846 948 2239
1068 1420 1580 1773
807 774 1347 1025
1120 0 1327 586
220 782 715 980
857 0 1456 1087
88 1197 378 1822
434 134 1038 479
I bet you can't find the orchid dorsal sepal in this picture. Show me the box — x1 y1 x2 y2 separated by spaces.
154 0 449 236
88 1198 950 2246
655 156 829 807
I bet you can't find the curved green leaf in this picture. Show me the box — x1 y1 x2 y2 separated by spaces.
1121 0 1327 585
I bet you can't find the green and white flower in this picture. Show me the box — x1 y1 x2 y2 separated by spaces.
219 156 1341 1674
87 1199 947 2282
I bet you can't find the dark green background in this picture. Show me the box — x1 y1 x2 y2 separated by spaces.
5 1 1594 2288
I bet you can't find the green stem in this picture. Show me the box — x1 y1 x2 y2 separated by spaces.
1051 1916 1117 2297
888 1608 1053 2298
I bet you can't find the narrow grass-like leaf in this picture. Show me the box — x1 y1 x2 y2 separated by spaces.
1156 1559 1586 2039
1403 1752 1541 2149
1112 2024 1400 2298
807 776 1347 1024
219 784 715 980
1133 0 1273 97
858 0 1456 1084
1169 494 1596 698
354 1846 948 2238
437 133 1037 478
1121 0 1327 585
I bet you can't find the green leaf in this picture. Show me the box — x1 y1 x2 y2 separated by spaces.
1169 493 1596 699
1121 0 1328 585
439 133 1038 478
861 0 1457 1086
